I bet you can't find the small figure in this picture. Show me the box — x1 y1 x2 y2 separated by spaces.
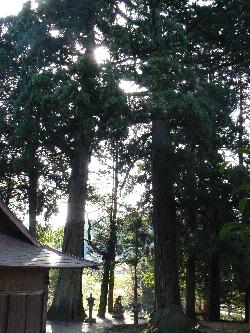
112 296 125 320
85 293 96 324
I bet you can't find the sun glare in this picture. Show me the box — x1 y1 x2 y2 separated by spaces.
94 47 110 64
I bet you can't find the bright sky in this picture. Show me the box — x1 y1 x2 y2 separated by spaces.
0 0 37 17
0 0 213 18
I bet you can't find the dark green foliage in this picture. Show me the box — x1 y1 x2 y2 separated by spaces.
0 0 249 327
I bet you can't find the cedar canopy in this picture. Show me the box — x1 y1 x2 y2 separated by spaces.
0 200 96 333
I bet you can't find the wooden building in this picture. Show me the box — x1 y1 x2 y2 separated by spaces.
0 200 96 333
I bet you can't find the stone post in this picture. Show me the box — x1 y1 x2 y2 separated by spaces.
86 294 96 324
132 302 141 325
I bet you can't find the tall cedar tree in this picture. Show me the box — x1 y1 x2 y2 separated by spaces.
0 4 67 232
100 0 244 330
39 0 129 320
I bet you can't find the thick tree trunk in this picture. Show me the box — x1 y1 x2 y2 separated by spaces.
185 253 196 322
148 119 192 333
28 163 39 237
152 119 180 309
147 5 191 330
48 142 89 320
208 251 221 321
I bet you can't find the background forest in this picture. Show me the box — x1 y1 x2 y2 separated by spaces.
0 0 249 332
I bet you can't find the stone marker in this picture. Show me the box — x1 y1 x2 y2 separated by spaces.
112 296 125 320
85 293 96 324
131 302 141 325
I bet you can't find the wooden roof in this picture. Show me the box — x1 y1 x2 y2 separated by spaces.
0 234 96 268
0 200 98 269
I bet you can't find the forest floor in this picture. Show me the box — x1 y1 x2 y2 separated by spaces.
47 315 249 333
47 320 250 333
46 312 146 333
46 320 249 333
198 321 249 333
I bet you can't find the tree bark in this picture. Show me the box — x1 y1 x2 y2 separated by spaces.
245 286 250 323
152 119 180 309
98 252 113 318
5 174 13 206
108 262 115 313
98 205 118 318
185 204 197 323
237 79 250 324
238 80 244 166
185 253 196 322
208 251 221 321
149 119 192 332
108 149 119 314
28 161 39 237
48 142 89 320
148 4 190 330
98 145 119 317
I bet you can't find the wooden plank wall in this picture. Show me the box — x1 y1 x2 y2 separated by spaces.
0 268 49 333
0 294 8 332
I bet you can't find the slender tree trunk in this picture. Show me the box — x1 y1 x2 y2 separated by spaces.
48 142 89 320
134 264 139 325
134 221 139 305
245 287 250 323
208 251 221 321
133 224 139 325
134 264 138 304
98 206 117 318
149 119 192 333
185 254 196 321
203 271 209 319
108 149 119 313
238 80 250 324
98 252 112 318
5 174 13 206
28 161 39 237
108 262 115 313
185 253 196 322
238 80 244 166
185 204 197 323
245 286 250 326
98 145 119 317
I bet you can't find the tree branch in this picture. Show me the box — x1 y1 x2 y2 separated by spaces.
87 219 105 256
126 91 149 97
